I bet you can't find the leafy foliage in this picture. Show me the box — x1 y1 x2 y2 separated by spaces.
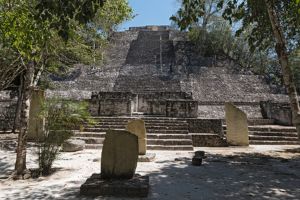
171 0 222 30
95 0 133 36
37 99 93 176
0 0 52 61
172 0 300 89
0 0 133 90
188 18 282 85
35 0 105 41
172 0 300 51
221 0 300 51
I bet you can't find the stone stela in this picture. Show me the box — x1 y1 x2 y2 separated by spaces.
126 119 157 162
225 102 249 146
80 130 149 197
126 119 147 155
28 89 45 141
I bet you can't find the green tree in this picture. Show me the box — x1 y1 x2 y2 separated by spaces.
95 0 133 37
0 0 133 177
171 0 221 30
172 0 300 138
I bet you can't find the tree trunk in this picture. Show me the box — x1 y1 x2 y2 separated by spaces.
265 0 300 138
15 63 34 175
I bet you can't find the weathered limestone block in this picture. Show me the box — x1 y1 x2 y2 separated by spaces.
88 92 99 116
260 101 293 126
225 103 249 146
28 89 45 140
126 119 147 155
101 130 138 179
62 139 85 152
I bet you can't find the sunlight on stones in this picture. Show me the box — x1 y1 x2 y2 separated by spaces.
0 16 299 199
225 103 249 146
80 130 150 197
101 130 138 179
126 119 147 155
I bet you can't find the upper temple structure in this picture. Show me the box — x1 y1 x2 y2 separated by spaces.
48 25 289 119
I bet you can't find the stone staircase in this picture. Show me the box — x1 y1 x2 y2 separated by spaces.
73 117 194 151
223 119 299 145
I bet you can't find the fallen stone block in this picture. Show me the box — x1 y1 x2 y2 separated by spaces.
138 153 156 162
192 157 202 166
61 139 85 152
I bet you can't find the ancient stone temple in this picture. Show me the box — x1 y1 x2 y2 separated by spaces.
1 26 299 147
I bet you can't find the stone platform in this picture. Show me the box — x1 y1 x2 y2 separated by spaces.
80 173 149 197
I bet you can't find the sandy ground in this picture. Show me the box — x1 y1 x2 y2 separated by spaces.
0 145 300 200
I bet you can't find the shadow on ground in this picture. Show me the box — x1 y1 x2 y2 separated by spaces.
1 149 300 200
145 152 300 200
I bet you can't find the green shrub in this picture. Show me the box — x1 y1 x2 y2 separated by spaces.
37 99 93 176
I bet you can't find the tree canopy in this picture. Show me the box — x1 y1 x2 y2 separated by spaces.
0 0 133 176
172 0 300 137
0 0 133 89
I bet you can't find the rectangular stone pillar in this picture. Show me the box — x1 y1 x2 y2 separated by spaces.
126 119 147 155
225 102 249 146
28 89 45 140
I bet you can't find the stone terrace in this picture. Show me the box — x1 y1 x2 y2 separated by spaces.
49 26 289 119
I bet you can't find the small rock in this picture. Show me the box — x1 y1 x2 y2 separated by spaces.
22 169 32 179
62 139 85 152
23 173 31 180
93 158 101 162
138 153 156 162
192 157 202 166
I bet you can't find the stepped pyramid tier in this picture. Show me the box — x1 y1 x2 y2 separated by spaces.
48 25 290 119
1 26 298 147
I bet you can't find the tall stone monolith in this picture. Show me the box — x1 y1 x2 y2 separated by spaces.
28 89 45 140
126 119 147 155
225 102 249 146
101 130 138 179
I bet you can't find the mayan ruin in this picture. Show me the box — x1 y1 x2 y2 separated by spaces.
0 0 300 199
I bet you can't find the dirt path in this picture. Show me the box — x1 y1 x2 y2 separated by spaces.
0 145 300 200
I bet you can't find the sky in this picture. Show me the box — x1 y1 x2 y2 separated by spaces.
119 0 180 31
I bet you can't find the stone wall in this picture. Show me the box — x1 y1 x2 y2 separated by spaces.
187 119 224 136
166 100 198 118
260 101 293 126
89 91 198 117
89 92 135 116
147 100 166 116
0 91 17 131
197 103 263 119
137 92 192 113
99 99 132 116
190 133 227 147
